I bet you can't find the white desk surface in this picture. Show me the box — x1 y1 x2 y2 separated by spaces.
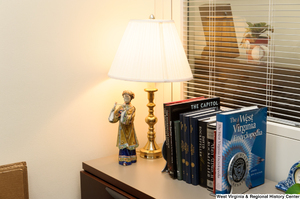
83 154 283 199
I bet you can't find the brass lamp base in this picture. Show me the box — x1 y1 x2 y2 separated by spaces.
140 88 162 159
140 142 162 159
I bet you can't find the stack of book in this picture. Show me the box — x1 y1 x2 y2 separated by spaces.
163 97 267 194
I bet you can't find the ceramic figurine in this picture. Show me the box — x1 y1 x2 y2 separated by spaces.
276 161 300 192
108 90 139 166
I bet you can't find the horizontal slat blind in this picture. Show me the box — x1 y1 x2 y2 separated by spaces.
183 0 300 126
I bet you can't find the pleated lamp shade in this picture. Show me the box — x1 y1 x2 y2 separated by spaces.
108 19 193 82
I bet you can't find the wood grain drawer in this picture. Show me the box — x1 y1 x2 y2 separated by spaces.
80 171 136 199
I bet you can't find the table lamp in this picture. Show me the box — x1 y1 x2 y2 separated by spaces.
108 15 193 159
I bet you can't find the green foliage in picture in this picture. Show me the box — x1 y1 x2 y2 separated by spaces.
245 22 274 38
286 183 300 194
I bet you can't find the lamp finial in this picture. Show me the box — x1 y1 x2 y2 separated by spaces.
149 14 155 19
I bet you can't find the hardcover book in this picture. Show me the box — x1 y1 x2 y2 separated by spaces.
183 113 192 184
206 122 216 191
198 113 222 190
174 120 182 180
179 108 216 183
181 108 218 184
215 106 267 194
164 97 220 179
190 110 221 186
197 115 218 189
163 96 205 179
213 126 217 194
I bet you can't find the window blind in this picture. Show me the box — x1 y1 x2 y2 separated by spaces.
183 0 300 127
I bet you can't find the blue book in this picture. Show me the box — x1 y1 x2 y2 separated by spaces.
179 118 186 181
165 97 220 179
184 115 192 184
215 106 267 194
180 108 218 184
190 110 221 186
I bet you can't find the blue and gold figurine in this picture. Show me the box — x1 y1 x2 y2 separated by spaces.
108 90 139 166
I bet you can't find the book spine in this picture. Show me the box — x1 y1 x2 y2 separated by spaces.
215 121 223 193
180 115 186 181
191 118 199 185
174 120 182 180
213 129 217 194
168 106 176 179
206 125 215 191
199 121 207 188
164 105 172 176
184 116 192 184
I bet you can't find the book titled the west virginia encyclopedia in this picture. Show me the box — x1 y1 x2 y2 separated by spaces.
215 106 267 194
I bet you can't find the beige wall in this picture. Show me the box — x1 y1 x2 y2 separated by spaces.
0 0 175 198
4 0 298 197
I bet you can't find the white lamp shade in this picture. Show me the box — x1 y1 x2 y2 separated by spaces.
108 19 193 82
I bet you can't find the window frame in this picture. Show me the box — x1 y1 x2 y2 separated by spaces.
182 0 300 128
166 0 300 139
